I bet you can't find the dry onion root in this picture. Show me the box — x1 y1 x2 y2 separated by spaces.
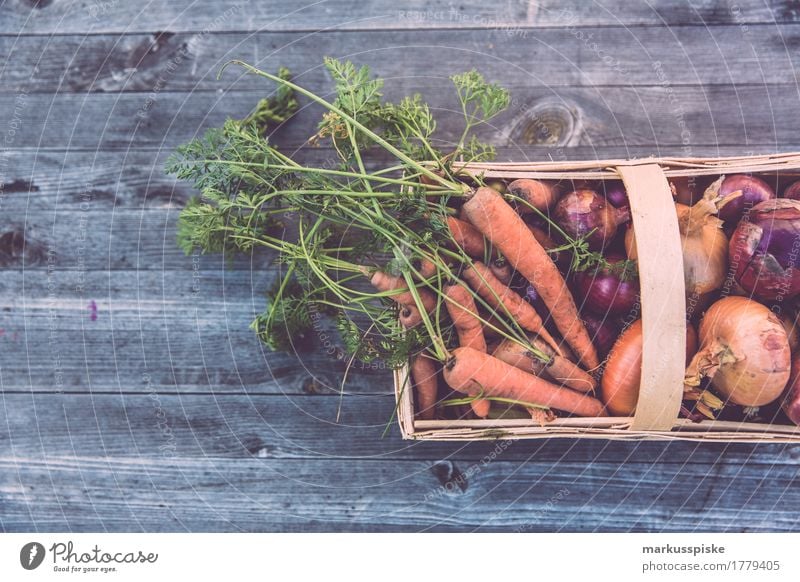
685 296 791 416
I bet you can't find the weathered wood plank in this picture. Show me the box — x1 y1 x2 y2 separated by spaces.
2 0 798 34
0 207 274 270
0 317 387 394
0 268 387 394
1 456 797 531
2 393 799 464
3 26 800 93
8 145 800 214
3 85 800 151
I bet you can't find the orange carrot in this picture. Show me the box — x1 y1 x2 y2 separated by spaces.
462 262 561 355
444 283 490 418
444 283 486 352
508 179 558 213
492 337 597 393
443 347 606 417
370 271 436 328
447 216 487 257
411 354 439 420
463 187 599 369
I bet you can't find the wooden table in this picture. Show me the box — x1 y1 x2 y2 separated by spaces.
2 0 799 532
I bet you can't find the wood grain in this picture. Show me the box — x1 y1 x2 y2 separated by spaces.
3 393 799 464
2 26 800 93
1 455 798 532
3 84 800 151
2 0 799 34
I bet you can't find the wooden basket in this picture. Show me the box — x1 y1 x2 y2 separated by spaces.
395 153 800 442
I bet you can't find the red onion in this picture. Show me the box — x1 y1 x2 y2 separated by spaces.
600 180 629 208
573 254 639 317
670 176 715 206
712 174 775 223
580 312 620 358
783 180 800 200
784 353 800 426
553 188 631 251
729 198 800 302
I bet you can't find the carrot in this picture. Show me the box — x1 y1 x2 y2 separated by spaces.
411 354 439 420
443 347 606 417
447 216 488 257
443 283 490 418
462 262 561 355
370 271 437 328
463 187 600 369
492 337 597 393
508 179 558 213
444 283 486 351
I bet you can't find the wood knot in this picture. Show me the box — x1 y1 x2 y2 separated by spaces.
505 101 581 147
430 461 468 494
0 228 47 267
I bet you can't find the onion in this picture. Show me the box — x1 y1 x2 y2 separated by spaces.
729 198 800 302
600 180 629 208
602 320 697 416
685 296 790 407
553 188 630 251
625 182 729 298
670 175 715 206
508 179 557 213
783 353 800 425
709 174 776 223
783 180 800 200
573 254 639 317
581 312 620 358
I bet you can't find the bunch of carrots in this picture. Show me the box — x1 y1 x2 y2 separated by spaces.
168 58 800 428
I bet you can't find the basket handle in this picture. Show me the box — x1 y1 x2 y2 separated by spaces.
615 163 686 431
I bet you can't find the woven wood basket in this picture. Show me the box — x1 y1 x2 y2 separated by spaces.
395 153 800 442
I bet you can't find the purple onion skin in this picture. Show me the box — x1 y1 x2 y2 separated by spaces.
553 189 630 251
729 198 800 302
573 255 640 317
580 312 620 358
717 174 776 223
785 354 800 426
601 180 629 208
783 180 800 201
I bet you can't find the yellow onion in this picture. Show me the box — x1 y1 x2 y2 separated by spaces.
685 296 791 407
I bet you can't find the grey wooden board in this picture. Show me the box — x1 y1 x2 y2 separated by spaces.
2 0 799 34
2 456 799 532
4 393 800 463
2 26 800 93
3 85 800 151
3 2 800 534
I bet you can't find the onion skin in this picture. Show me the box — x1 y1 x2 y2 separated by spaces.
553 188 631 251
670 176 715 206
601 180 629 208
573 255 639 317
581 312 620 359
783 353 800 425
783 180 800 200
716 174 776 223
628 201 729 297
729 198 800 302
602 320 697 416
685 296 791 407
677 202 730 297
508 179 557 213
